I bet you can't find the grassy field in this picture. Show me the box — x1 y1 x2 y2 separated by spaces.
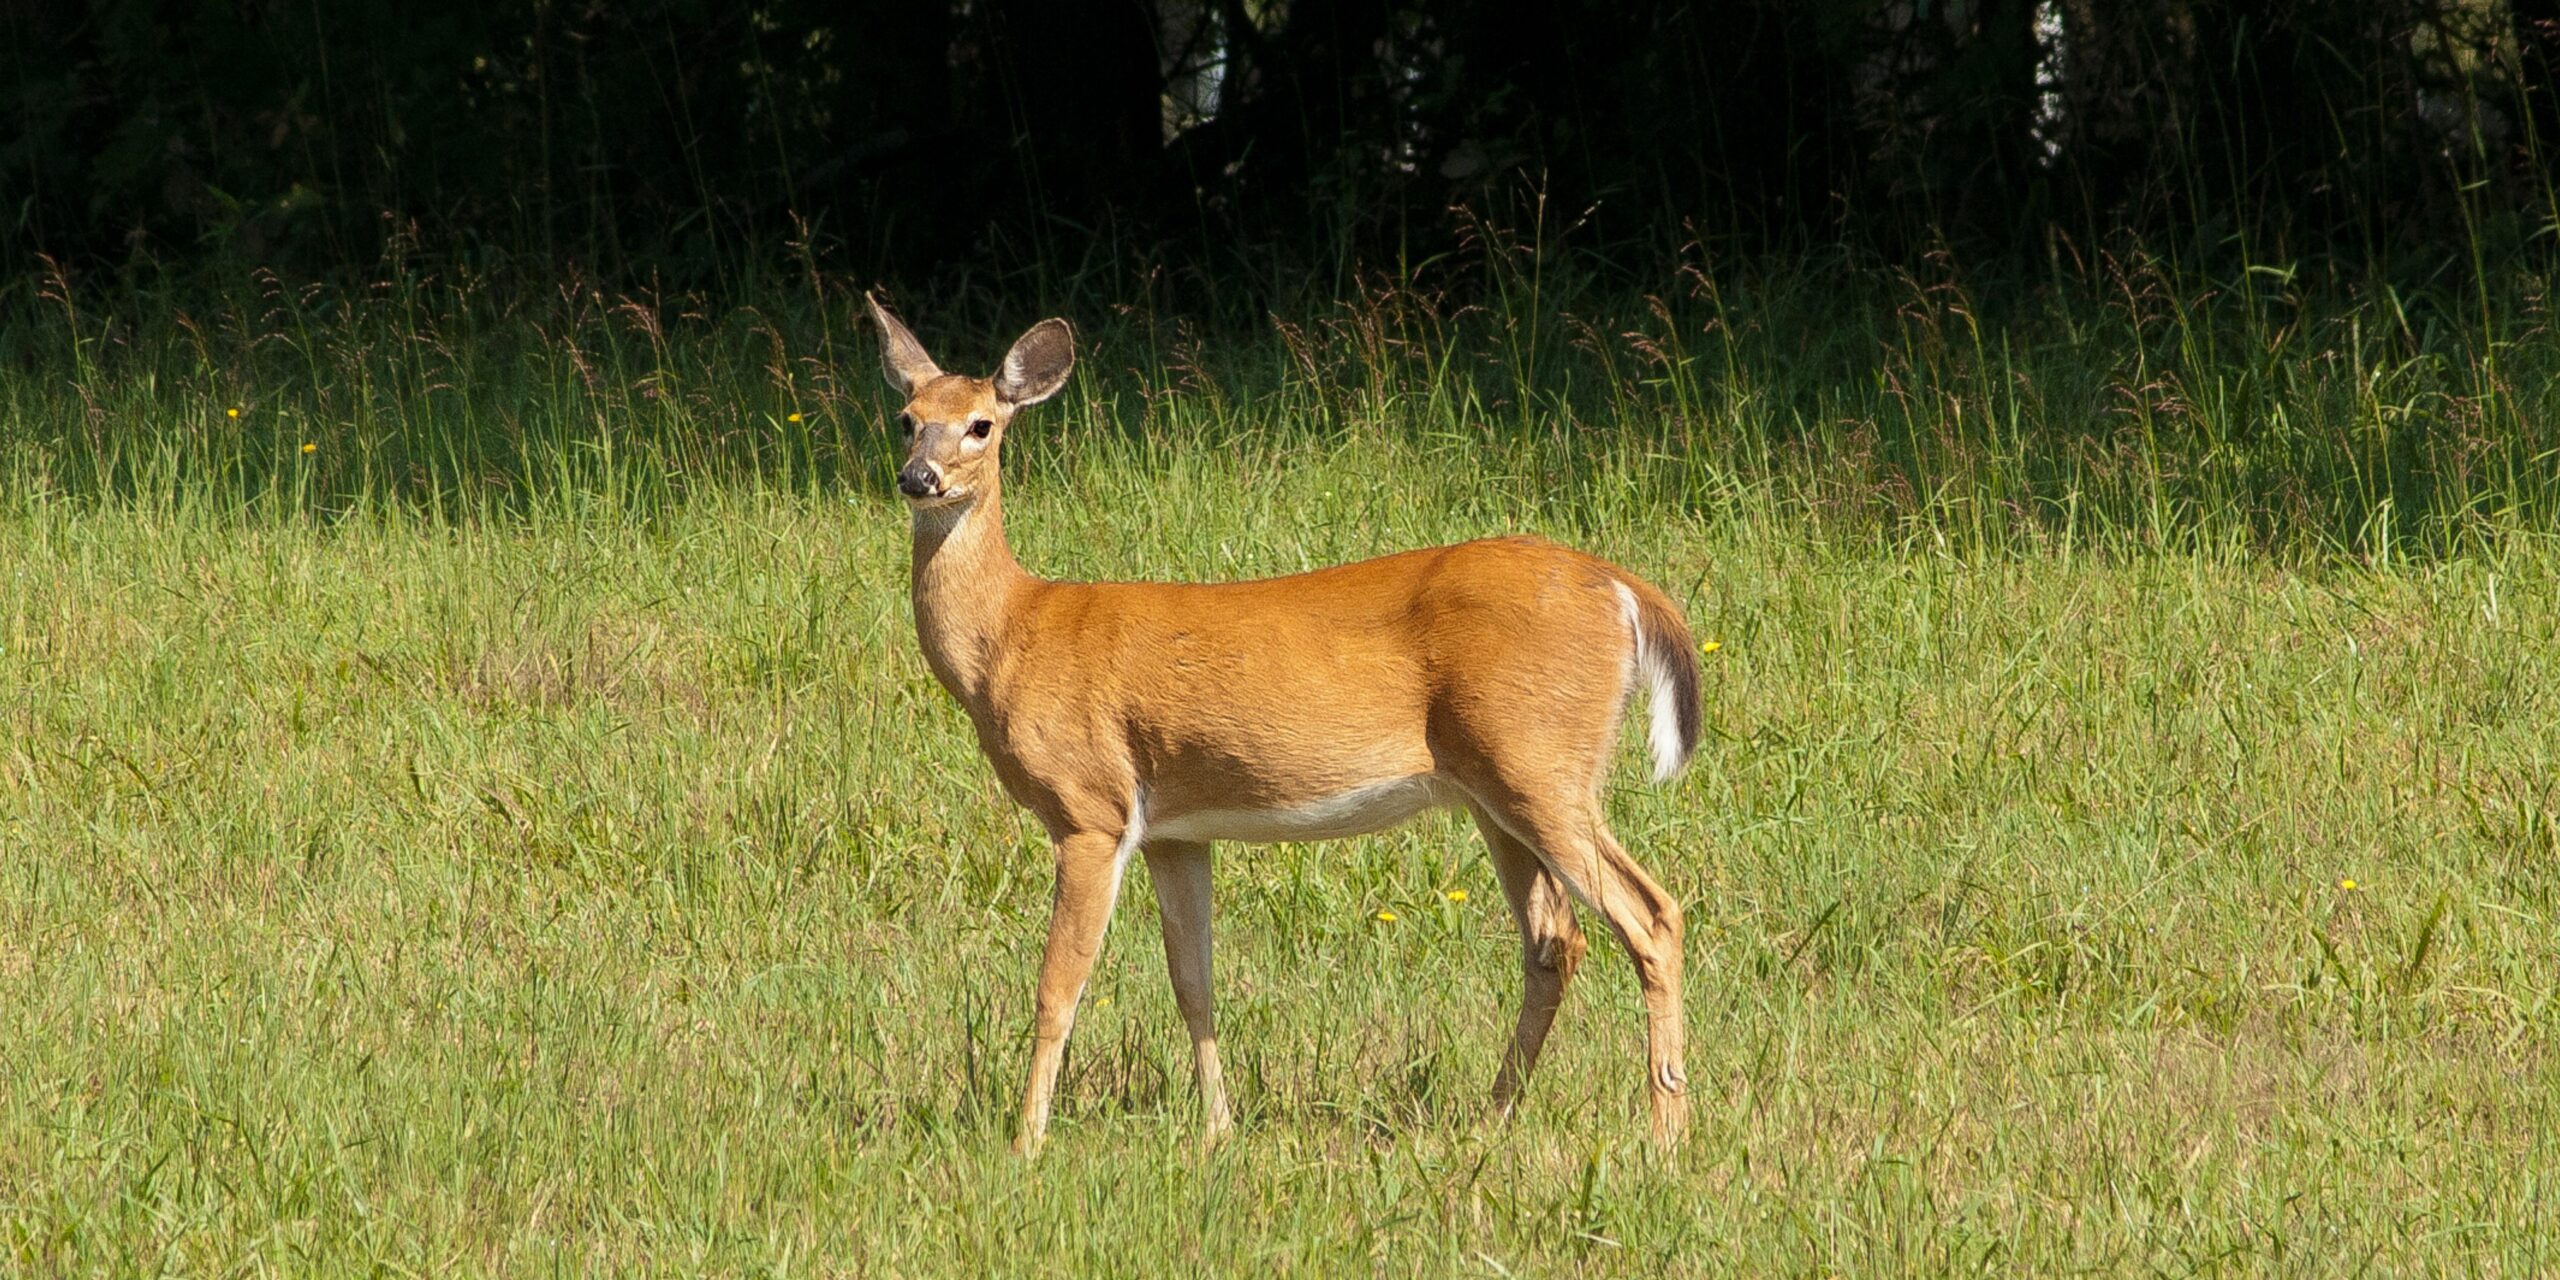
4 253 2560 1273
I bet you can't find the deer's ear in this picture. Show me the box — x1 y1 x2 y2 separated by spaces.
995 318 1075 407
866 292 942 395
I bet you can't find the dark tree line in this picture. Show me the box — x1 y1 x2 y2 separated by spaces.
6 0 2556 281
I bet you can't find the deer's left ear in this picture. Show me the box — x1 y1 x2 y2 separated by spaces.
867 291 943 395
995 318 1075 407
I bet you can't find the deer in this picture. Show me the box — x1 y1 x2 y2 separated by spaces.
867 293 1702 1156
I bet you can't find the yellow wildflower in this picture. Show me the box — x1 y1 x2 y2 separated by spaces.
1701 640 1722 654
2340 878 2359 891
226 407 240 419
1445 889 1468 903
301 442 317 454
1374 910 1397 923
787 411 804 423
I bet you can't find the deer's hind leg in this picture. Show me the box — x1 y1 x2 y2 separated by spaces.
1473 807 1588 1117
1475 792 1689 1148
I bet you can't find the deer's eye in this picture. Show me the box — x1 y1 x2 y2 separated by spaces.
898 413 916 437
969 419 993 439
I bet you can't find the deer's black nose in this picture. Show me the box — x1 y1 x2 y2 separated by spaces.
897 461 939 498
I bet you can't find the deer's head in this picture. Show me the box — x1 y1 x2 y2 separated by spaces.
867 293 1074 510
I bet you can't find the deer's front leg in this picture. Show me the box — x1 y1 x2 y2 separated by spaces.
1014 829 1128 1157
1143 839 1231 1144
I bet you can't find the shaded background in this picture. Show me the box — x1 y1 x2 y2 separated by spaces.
10 1 2560 558
8 0 2559 291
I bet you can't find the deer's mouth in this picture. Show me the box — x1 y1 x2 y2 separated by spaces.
902 481 969 508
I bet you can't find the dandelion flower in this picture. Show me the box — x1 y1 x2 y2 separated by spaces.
1701 640 1723 654
226 407 241 419
1445 889 1468 902
2340 878 2359 891
787 412 803 423
1374 910 1397 923
301 442 317 454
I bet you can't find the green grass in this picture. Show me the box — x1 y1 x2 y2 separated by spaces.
11 236 2560 557
4 252 2559 1273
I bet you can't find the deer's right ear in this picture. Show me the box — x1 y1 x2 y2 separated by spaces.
866 292 943 395
995 318 1075 407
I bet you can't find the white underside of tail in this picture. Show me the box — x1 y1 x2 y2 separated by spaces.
1614 581 1686 783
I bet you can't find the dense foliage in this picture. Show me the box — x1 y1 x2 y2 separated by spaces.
10 1 2560 283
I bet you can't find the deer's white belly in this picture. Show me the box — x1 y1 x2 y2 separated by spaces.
1146 775 1463 845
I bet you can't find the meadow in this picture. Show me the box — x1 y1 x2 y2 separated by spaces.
4 243 2559 1274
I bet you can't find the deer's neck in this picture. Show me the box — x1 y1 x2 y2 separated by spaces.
909 483 1033 704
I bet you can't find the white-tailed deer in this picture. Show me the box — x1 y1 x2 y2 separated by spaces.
868 294 1701 1155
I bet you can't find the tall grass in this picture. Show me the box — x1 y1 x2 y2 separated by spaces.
7 224 2558 558
4 232 2559 1273
5 447 2558 1274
